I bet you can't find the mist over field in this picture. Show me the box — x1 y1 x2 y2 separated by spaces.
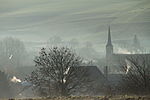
0 0 150 99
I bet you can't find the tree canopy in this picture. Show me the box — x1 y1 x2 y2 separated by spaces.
26 47 90 96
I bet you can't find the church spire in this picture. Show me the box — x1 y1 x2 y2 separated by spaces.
107 26 112 46
133 34 141 53
106 25 113 58
133 35 140 47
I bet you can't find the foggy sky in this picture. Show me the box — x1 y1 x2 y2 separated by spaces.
0 0 150 54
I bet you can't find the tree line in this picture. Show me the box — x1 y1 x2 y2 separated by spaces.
0 37 150 98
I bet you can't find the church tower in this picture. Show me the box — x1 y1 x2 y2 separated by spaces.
132 35 142 53
133 35 140 48
106 26 113 59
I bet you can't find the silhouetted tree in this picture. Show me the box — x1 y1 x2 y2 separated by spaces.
0 70 13 98
121 55 150 94
26 47 90 96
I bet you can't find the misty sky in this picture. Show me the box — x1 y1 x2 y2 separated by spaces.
0 0 150 54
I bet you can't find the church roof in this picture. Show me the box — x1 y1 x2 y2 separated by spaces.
113 53 150 58
78 66 105 80
110 53 150 65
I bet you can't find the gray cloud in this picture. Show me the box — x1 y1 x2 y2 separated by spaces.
0 0 150 53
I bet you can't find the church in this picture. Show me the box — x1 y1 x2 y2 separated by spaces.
105 26 150 73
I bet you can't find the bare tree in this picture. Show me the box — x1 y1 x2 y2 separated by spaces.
121 55 150 94
0 37 27 68
78 41 99 60
68 38 79 48
26 47 90 96
46 36 63 48
0 70 13 98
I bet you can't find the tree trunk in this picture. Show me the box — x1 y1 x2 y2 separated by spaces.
61 83 68 96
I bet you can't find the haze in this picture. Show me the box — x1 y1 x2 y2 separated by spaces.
0 0 150 54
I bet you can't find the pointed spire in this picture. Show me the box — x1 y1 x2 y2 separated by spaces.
106 25 113 58
133 35 138 45
107 25 112 46
133 34 140 48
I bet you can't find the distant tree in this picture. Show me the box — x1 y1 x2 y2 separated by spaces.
68 38 79 48
0 70 13 98
47 36 63 47
26 47 90 96
0 37 27 68
121 55 150 94
78 41 99 60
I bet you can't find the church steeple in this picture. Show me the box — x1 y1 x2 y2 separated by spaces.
107 26 112 46
106 26 113 58
132 34 142 53
133 35 140 48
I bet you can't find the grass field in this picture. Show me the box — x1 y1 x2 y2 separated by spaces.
1 96 150 100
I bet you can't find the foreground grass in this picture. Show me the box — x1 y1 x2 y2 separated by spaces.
1 96 150 100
